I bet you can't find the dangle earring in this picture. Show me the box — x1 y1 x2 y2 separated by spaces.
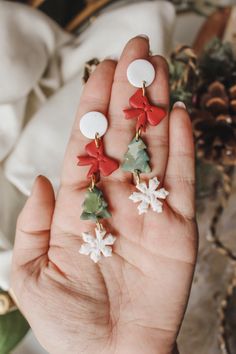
77 111 119 263
122 59 169 215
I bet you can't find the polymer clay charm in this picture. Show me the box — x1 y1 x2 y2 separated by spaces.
129 177 169 215
127 59 155 87
122 59 169 214
78 139 118 178
79 226 116 263
79 111 108 139
77 111 118 263
124 88 166 132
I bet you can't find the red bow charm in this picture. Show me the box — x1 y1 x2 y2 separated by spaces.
123 88 166 131
77 139 119 178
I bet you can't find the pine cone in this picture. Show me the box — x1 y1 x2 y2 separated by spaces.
229 84 236 113
193 81 236 165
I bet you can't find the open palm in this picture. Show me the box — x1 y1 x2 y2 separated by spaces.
11 37 198 354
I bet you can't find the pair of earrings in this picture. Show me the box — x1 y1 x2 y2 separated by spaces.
77 59 169 263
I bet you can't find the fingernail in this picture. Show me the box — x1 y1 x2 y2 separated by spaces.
173 101 186 109
138 34 149 41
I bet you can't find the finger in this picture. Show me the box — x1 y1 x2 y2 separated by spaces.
146 55 169 180
109 36 169 180
107 36 150 178
12 176 55 267
164 104 195 219
110 36 150 119
61 59 117 188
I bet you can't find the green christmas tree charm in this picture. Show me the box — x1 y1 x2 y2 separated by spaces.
80 186 111 221
122 137 151 174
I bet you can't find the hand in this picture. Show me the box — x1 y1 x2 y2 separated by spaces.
11 37 198 354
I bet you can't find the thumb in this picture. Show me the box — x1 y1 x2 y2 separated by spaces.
13 175 55 267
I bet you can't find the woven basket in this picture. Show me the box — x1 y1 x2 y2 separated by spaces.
12 0 116 31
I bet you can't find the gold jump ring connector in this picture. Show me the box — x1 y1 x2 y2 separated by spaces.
96 221 104 231
135 127 142 141
95 132 101 148
142 81 146 96
133 170 141 185
89 174 96 191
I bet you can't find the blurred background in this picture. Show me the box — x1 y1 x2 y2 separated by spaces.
0 0 236 353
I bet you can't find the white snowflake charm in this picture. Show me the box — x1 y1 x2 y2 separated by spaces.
79 226 116 263
129 177 169 215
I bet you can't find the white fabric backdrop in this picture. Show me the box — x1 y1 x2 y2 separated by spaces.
0 1 71 162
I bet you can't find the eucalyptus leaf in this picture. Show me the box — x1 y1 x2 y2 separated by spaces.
199 38 236 85
169 51 196 108
0 309 29 354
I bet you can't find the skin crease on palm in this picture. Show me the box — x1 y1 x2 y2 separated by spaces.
10 36 198 354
